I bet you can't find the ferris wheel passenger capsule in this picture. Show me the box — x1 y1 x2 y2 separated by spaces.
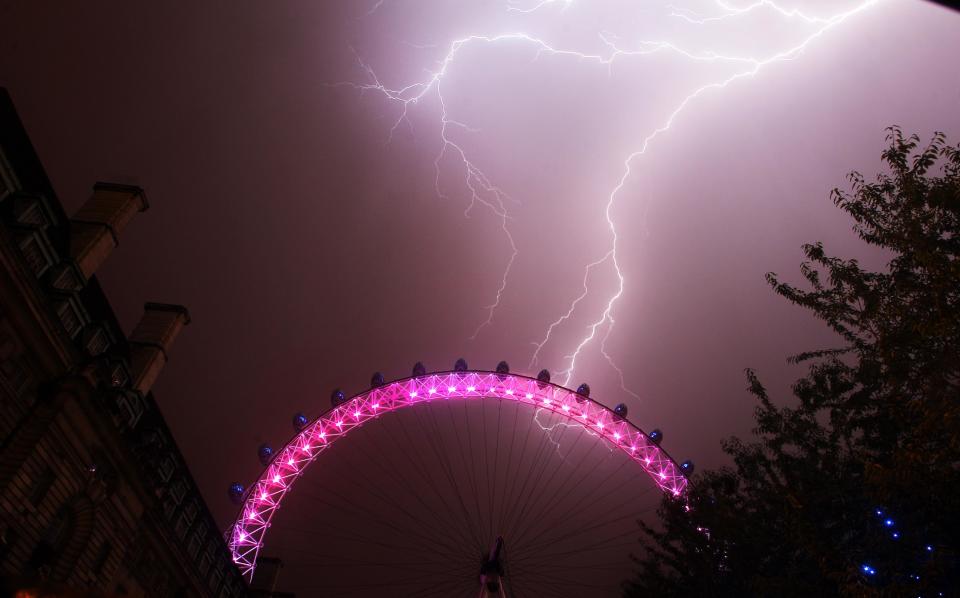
495 361 510 374
648 429 663 445
537 369 551 384
257 444 274 466
292 412 308 432
614 403 628 419
228 483 245 504
680 460 695 475
454 358 468 372
330 388 346 407
412 362 427 377
576 383 591 398
370 372 385 387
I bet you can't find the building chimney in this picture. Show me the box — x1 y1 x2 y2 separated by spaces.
70 182 148 279
128 303 190 396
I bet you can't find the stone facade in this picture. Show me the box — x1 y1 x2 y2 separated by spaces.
0 88 246 597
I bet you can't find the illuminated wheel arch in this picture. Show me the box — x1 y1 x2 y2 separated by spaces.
228 370 689 580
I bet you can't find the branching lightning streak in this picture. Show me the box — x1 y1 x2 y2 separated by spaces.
557 0 878 389
532 407 612 459
344 0 878 397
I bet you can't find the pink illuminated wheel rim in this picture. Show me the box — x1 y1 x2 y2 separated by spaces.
229 371 688 594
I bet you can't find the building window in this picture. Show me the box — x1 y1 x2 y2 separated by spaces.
28 467 55 506
157 457 175 483
169 478 187 504
92 540 112 576
174 500 198 539
162 495 177 520
208 564 223 592
56 301 85 338
187 532 202 560
18 233 54 277
114 392 143 428
198 553 211 577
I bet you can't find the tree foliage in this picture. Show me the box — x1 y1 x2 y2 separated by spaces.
625 129 960 596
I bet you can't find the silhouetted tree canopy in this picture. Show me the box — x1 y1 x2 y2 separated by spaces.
625 128 960 597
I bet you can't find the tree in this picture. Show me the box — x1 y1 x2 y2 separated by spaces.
624 129 960 597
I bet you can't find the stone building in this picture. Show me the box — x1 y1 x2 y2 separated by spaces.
0 88 246 597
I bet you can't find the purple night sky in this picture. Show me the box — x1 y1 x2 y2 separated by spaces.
1 0 959 592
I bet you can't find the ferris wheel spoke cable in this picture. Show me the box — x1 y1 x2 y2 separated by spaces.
346 417 475 556
416 399 487 550
500 417 589 545
487 398 503 544
298 456 466 559
514 515 652 563
274 521 470 565
330 442 467 557
515 429 633 542
513 452 640 550
456 397 486 541
519 495 656 557
493 399 527 539
502 415 594 544
289 491 462 564
372 411 480 552
368 421 467 542
281 554 477 578
401 407 483 551
278 547 476 571
518 530 644 563
497 408 567 543
406 401 484 551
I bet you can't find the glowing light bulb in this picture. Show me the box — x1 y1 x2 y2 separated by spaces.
506 389 514 395
354 410 361 418
448 386 456 393
260 492 268 500
372 403 380 409
543 398 551 405
428 388 436 394
287 459 294 466
562 404 570 411
596 422 604 429
467 385 476 391
273 475 281 483
525 392 533 399
659 471 666 480
613 432 621 440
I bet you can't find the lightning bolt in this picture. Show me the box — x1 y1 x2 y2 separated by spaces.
533 407 613 459
342 0 879 398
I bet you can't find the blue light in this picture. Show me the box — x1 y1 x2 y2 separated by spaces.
926 544 934 552
892 532 900 539
875 508 883 516
884 518 895 527
860 564 876 576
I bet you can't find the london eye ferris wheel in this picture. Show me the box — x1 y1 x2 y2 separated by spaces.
227 359 692 597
